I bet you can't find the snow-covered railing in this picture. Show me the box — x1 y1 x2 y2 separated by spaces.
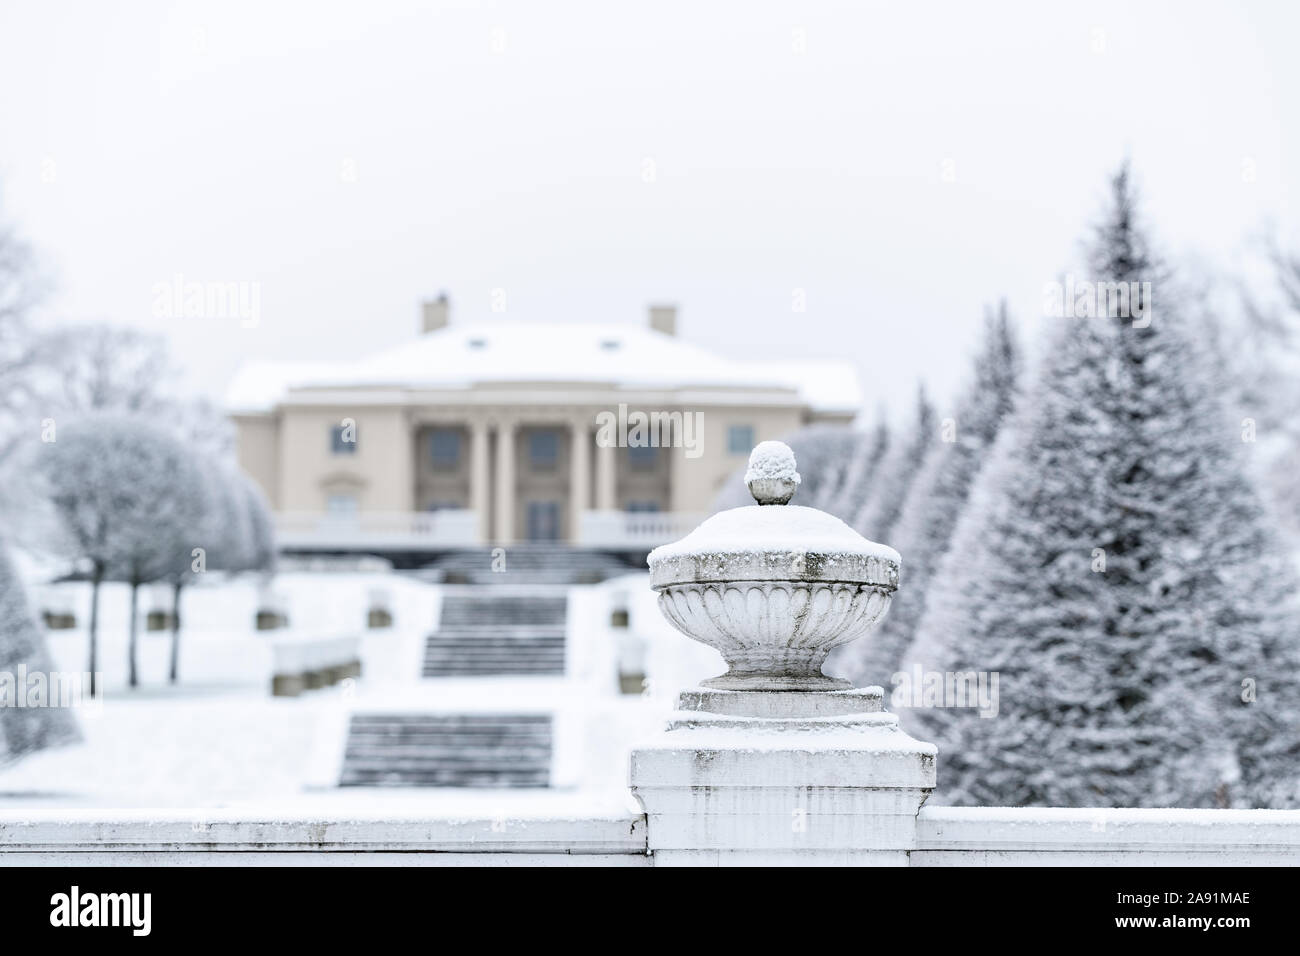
2 806 1297 865
913 806 1300 866
577 510 706 548
274 510 480 550
0 809 650 866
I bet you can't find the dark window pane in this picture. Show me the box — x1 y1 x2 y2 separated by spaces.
529 430 559 470
627 444 657 470
331 424 357 454
430 429 461 470
727 425 754 455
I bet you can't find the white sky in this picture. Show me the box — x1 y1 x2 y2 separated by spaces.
1 0 1296 421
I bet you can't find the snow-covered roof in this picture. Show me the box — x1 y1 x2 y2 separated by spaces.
226 322 861 414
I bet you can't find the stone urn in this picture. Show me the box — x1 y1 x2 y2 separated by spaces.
648 440 900 692
632 441 934 866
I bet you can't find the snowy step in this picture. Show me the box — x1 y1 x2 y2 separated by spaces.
340 775 551 788
431 626 567 635
421 660 564 676
439 601 567 627
339 713 553 788
430 547 634 585
348 715 549 729
424 648 564 656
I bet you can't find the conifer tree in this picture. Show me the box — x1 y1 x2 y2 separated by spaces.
845 304 1021 687
0 544 80 764
852 384 936 543
912 166 1300 808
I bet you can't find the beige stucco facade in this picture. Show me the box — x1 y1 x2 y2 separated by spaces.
229 307 858 546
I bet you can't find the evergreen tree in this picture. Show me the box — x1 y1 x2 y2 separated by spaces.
852 383 936 543
845 303 1021 687
0 544 80 764
828 408 890 523
912 165 1300 808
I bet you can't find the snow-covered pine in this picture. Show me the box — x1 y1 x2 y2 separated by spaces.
0 542 80 764
709 424 885 523
41 413 208 692
911 165 1300 809
1223 243 1300 545
852 383 936 543
827 410 889 523
842 303 1021 688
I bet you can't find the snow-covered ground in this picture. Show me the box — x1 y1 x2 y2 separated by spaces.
0 568 718 809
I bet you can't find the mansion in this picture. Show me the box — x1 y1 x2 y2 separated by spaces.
228 298 860 552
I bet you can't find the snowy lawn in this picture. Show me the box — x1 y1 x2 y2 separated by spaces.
1 569 685 809
0 570 438 807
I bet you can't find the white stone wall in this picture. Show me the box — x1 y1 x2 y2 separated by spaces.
4 807 1298 866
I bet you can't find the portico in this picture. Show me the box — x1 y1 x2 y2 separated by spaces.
228 300 861 553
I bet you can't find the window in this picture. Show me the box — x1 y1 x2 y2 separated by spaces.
430 429 461 470
727 425 754 455
626 500 660 513
529 430 559 471
627 444 657 471
330 423 357 455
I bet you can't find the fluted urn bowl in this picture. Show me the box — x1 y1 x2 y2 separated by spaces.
648 443 900 692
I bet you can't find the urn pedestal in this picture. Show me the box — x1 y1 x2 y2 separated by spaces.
629 441 937 866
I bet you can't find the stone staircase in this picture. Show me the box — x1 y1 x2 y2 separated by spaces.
422 590 567 678
337 555 609 788
339 713 552 787
430 545 636 585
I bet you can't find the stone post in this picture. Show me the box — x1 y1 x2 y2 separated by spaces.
629 441 936 866
595 437 617 511
569 417 590 543
493 420 515 546
469 419 491 544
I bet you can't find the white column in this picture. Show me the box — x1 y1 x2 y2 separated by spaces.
569 419 590 543
469 419 490 544
493 420 515 546
595 437 617 511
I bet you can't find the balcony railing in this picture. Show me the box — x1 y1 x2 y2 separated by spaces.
273 508 706 550
577 510 705 548
274 510 481 550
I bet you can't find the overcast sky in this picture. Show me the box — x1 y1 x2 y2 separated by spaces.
1 0 1296 421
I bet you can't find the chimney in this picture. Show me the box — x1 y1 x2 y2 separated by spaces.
649 304 677 336
422 294 450 334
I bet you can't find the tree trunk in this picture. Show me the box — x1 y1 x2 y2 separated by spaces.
128 578 140 688
88 563 103 698
169 580 183 684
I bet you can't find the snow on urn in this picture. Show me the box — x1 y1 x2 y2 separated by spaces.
648 441 901 691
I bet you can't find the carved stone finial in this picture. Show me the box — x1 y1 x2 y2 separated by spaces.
744 440 801 505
